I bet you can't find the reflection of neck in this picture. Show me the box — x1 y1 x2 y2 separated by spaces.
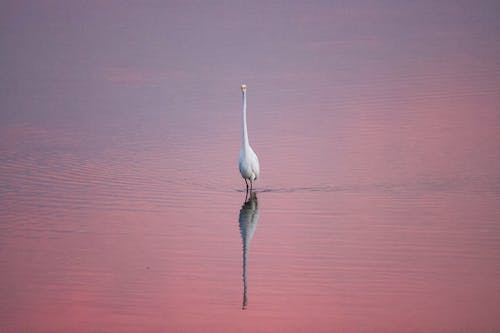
242 92 249 150
242 240 248 309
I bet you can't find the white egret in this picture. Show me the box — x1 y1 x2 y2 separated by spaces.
238 84 260 191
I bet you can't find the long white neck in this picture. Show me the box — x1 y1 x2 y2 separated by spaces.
242 91 250 149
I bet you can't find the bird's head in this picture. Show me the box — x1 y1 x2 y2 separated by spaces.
241 84 247 93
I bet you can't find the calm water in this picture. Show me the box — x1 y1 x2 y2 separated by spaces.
1 1 500 332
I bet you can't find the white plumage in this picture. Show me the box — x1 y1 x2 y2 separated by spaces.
238 84 260 190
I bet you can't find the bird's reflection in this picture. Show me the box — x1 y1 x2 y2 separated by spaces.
238 191 260 310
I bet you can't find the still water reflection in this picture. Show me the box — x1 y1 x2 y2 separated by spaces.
1 1 500 332
238 191 260 310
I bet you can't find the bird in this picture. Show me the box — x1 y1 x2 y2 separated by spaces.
238 84 260 191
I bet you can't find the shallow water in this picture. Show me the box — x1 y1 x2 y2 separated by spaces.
1 1 500 332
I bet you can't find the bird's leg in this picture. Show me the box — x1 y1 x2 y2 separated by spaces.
250 179 253 191
245 179 249 191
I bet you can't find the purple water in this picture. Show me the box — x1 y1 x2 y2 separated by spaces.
1 1 499 332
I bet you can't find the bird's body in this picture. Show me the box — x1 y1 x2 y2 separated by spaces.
238 84 260 190
239 146 259 181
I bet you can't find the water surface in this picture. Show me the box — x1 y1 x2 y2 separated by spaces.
1 1 500 332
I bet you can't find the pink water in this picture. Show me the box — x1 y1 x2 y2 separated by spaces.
1 1 500 332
